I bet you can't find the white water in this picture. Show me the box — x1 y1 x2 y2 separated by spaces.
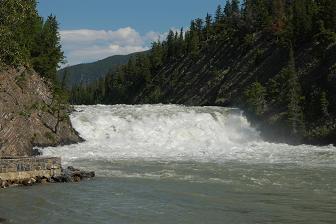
41 104 336 166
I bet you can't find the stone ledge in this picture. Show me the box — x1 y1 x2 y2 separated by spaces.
0 157 61 181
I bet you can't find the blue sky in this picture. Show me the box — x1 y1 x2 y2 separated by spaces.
38 0 226 66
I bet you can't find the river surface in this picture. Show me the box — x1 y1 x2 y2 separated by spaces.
0 104 336 224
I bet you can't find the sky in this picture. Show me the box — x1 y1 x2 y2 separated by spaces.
38 0 226 66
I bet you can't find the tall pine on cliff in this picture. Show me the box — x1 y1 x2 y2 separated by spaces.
0 0 64 83
0 0 68 130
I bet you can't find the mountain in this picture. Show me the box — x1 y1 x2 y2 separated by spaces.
57 52 145 88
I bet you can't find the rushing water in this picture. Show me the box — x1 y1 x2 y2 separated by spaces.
1 104 336 224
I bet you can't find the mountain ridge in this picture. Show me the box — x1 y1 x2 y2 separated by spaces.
58 52 146 87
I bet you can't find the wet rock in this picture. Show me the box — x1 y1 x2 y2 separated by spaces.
21 178 33 186
67 166 80 172
47 177 56 183
53 166 95 183
32 148 42 156
73 175 81 182
0 179 8 189
41 178 48 184
35 176 48 184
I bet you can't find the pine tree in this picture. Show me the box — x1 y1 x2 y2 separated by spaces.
33 15 64 82
214 5 224 33
242 0 260 33
0 0 40 66
231 0 241 16
254 0 272 29
166 30 176 59
286 46 304 135
224 1 232 18
272 0 286 33
320 91 329 117
150 41 164 69
205 13 213 40
215 5 223 24
318 0 336 32
189 32 200 57
292 0 315 41
244 81 267 115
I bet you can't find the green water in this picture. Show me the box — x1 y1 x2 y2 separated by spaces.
0 161 335 224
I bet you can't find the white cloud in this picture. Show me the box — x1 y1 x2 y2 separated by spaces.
144 31 168 43
60 27 166 66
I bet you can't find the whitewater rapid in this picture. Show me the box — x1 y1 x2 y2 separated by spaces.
41 104 336 166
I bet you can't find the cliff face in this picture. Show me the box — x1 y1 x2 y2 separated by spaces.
0 67 81 157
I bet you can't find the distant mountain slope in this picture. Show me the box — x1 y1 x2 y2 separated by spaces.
57 52 145 87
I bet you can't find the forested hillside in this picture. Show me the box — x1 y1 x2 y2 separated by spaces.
57 52 144 88
0 0 81 156
71 0 336 145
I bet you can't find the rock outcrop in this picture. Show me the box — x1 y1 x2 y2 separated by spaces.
0 166 95 189
0 67 82 157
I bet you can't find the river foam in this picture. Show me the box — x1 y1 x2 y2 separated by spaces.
41 104 336 166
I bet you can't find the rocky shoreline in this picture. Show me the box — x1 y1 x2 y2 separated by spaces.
0 166 95 189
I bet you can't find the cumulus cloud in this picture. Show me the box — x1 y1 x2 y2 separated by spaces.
60 27 166 66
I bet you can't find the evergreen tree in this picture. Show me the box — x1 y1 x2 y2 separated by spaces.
231 0 241 16
318 0 336 32
292 0 315 41
194 18 204 41
205 13 213 40
224 1 233 18
271 0 286 33
150 41 164 69
214 5 224 33
32 15 64 82
0 0 40 66
189 32 200 57
242 0 257 31
166 30 176 59
215 5 223 24
286 46 304 135
320 91 329 117
244 81 267 115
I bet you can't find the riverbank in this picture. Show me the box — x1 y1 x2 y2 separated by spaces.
0 157 95 189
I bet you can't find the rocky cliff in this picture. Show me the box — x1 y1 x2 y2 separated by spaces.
0 67 81 157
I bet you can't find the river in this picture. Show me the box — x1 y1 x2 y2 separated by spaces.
0 104 335 223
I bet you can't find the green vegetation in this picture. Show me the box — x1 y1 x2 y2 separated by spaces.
57 52 143 88
244 82 267 116
38 0 333 145
0 0 64 82
0 0 69 119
